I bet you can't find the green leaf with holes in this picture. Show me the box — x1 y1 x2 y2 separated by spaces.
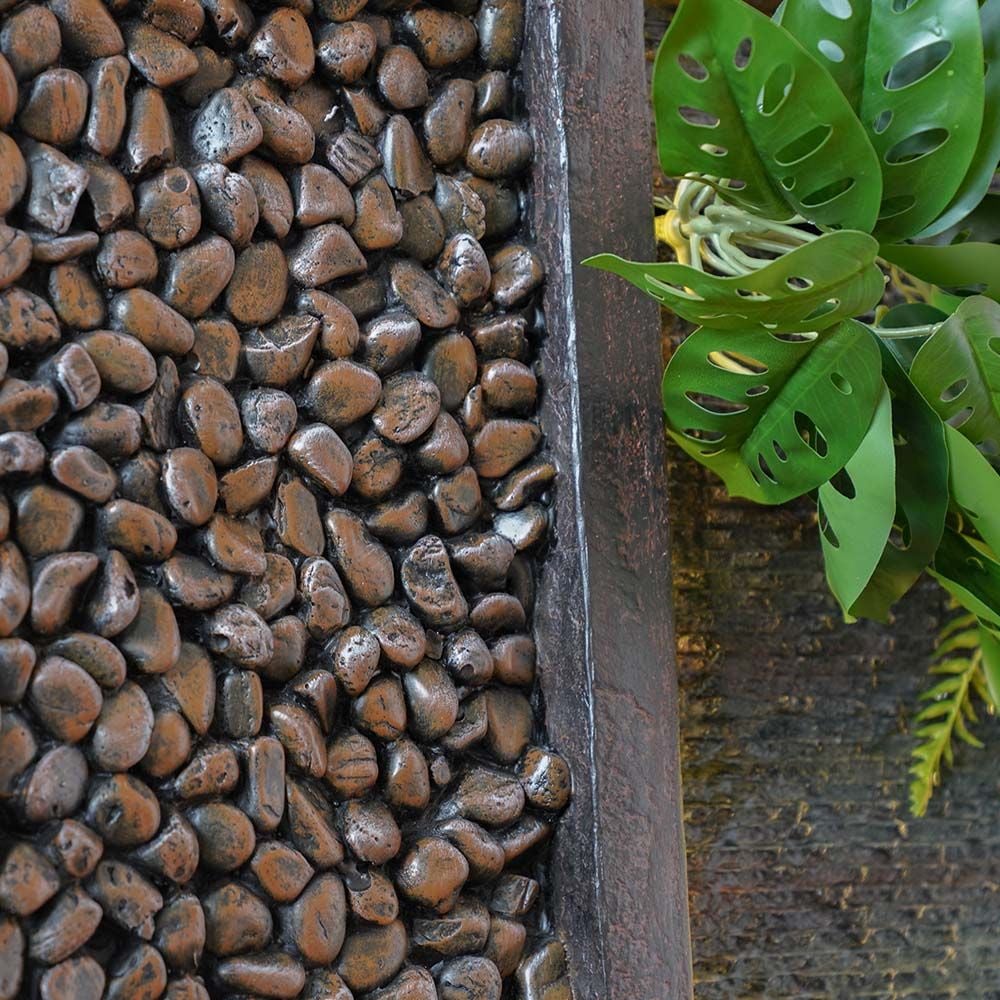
652 0 883 230
908 296 1000 453
918 0 1000 238
931 529 1000 627
848 341 949 622
585 230 884 334
777 0 985 241
946 425 1000 558
880 242 1000 302
817 387 896 616
662 318 882 504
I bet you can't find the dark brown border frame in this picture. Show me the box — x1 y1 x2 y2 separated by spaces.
523 2 694 997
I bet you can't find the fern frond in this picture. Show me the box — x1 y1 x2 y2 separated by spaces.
909 615 996 818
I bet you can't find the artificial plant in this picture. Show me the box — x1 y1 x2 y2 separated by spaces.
588 0 1000 816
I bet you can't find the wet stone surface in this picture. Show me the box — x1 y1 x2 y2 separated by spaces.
0 0 569 997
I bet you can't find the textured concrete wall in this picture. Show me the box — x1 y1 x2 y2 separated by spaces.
646 4 1000 997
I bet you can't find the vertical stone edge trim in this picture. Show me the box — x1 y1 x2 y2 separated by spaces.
523 1 694 998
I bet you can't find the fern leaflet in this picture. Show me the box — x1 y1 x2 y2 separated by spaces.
909 613 996 817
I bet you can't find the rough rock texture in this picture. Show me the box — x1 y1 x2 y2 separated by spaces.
649 3 1000 998
0 0 569 997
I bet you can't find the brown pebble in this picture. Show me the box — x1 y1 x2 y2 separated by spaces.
0 226 30 291
180 45 233 105
218 456 279 515
0 842 59 916
87 772 160 846
286 777 344 868
30 552 100 634
96 230 157 289
241 154 295 238
0 287 61 353
105 944 167 1000
118 585 182 673
226 240 288 326
424 79 475 166
238 741 284 829
142 709 192 777
162 447 218 525
326 129 382 186
49 631 127 688
251 841 313 903
0 55 14 129
125 22 198 87
249 8 315 87
90 680 154 771
163 236 235 318
192 87 262 164
282 873 346 965
128 807 197 880
21 745 89 824
29 885 103 964
98 498 177 561
163 552 236 610
337 920 408 994
189 802 256 872
175 742 239 800
341 798 401 865
378 45 428 110
109 288 195 354
304 359 382 428
435 175 486 239
47 261 105 328
29 655 102 743
241 552 296 619
145 0 205 44
317 21 376 83
178 377 243 465
40 956 105 1000
242 314 319 387
292 164 355 228
51 0 125 59
123 85 175 174
192 162 258 246
397 837 468 915
155 895 206 971
1 6 61 80
403 659 460 742
216 953 306 999
325 728 378 798
0 638 34 704
217 667 263 737
325 507 395 607
203 880 272 956
384 738 431 811
0 541 29 636
192 317 240 381
390 258 459 328
351 175 403 251
472 418 541 478
44 341 102 410
19 69 89 147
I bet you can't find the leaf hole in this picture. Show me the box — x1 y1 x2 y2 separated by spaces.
678 106 720 128
873 109 893 134
772 330 819 343
781 176 796 191
892 0 919 11
830 372 852 395
885 128 949 165
987 337 1000 357
773 440 788 462
884 40 954 90
817 39 846 63
890 507 912 550
802 300 840 322
684 391 749 416
775 124 834 166
681 427 726 444
878 194 917 220
829 467 856 499
818 0 852 17
758 63 795 116
746 384 769 398
940 378 968 403
893 431 908 446
819 506 840 548
968 555 986 573
801 177 856 207
708 350 769 375
700 142 728 157
947 406 975 429
795 410 829 457
786 276 814 291
726 179 748 191
648 276 706 301
757 453 778 483
678 52 709 81
979 438 1000 457
735 288 770 300
734 37 753 70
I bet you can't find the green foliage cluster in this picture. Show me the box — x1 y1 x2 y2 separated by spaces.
588 0 1000 815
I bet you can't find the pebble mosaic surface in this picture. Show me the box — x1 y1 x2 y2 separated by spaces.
0 0 573 997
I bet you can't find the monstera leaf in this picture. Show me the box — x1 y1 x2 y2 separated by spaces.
932 530 1000 628
586 231 884 334
778 0 985 241
663 319 882 504
817 387 896 616
653 0 882 231
919 0 1000 239
946 425 1000 557
848 343 949 622
881 242 1000 302
908 296 1000 454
